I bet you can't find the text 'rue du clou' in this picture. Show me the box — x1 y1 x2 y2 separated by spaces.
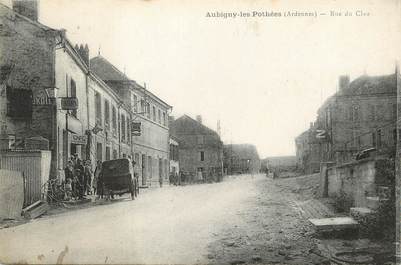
330 10 370 16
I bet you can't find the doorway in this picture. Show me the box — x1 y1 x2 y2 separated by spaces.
141 154 146 186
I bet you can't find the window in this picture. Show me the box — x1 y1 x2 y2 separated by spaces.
96 142 103 162
121 114 126 142
104 99 110 130
393 129 397 144
113 149 118 159
133 95 138 112
140 99 145 113
153 106 156 121
95 92 102 125
368 105 375 121
197 135 204 145
6 87 32 118
106 146 111 161
200 151 205 161
146 103 151 118
70 79 77 117
158 109 161 124
112 106 117 135
350 105 359 121
65 74 69 94
376 105 384 120
163 112 166 126
377 129 382 148
126 115 130 143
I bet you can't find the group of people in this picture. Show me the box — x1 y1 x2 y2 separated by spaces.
64 154 104 201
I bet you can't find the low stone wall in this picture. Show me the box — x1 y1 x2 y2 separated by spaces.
326 158 377 210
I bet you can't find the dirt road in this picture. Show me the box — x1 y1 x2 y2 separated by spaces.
0 174 327 264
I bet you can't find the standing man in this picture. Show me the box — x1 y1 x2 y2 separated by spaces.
75 159 85 199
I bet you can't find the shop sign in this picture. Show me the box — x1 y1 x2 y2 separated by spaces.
33 90 53 105
131 122 141 136
61 97 78 110
70 134 87 145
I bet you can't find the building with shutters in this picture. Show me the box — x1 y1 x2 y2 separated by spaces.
170 115 223 182
0 1 134 180
223 144 260 175
295 72 397 173
90 56 172 187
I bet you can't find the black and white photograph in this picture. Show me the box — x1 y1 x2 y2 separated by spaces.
0 0 401 264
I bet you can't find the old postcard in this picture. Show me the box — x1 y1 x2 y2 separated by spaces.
0 0 400 264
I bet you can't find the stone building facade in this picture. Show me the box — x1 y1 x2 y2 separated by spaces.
223 144 260 175
87 72 132 165
170 115 223 182
0 1 135 180
0 1 78 178
296 73 397 173
90 56 171 187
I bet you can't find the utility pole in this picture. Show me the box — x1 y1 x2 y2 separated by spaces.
395 62 401 259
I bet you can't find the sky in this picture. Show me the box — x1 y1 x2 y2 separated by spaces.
2 0 400 158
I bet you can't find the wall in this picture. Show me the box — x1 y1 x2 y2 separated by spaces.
178 134 223 181
100 79 170 187
327 158 377 208
54 45 88 178
87 75 131 169
0 4 57 175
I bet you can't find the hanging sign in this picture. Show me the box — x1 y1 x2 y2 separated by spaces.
70 134 87 145
61 97 78 110
131 122 141 136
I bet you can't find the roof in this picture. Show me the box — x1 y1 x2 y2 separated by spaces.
90 55 172 108
170 115 220 137
224 144 260 160
340 73 396 96
0 2 55 32
0 3 91 74
90 55 130 81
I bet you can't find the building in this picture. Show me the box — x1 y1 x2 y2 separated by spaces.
90 56 172 187
86 68 132 165
262 155 297 173
223 144 260 175
170 115 223 182
295 122 323 174
0 1 88 178
296 72 397 173
0 1 134 180
169 136 179 176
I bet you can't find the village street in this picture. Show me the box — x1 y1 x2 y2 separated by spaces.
0 174 328 265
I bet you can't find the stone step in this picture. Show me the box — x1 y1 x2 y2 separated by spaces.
309 217 359 233
350 207 377 238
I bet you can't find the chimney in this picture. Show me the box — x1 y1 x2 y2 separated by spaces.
196 115 202 124
339 75 350 92
12 0 39 22
75 43 90 66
